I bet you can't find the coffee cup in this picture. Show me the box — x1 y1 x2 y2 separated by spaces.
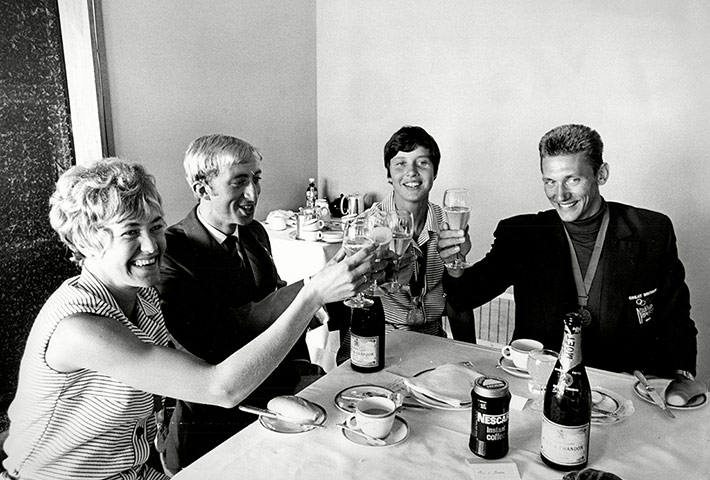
296 213 324 239
346 397 396 439
501 338 544 370
300 230 323 242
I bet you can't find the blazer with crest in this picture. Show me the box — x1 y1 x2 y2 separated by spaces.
444 201 697 377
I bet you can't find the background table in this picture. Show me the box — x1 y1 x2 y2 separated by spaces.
266 225 341 285
173 331 710 480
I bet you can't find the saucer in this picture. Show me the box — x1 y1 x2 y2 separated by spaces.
633 378 707 410
321 232 343 244
259 403 327 433
497 357 531 379
334 384 399 413
591 387 634 424
288 230 322 242
341 416 409 447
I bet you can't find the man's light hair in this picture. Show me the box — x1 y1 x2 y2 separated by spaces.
183 134 262 199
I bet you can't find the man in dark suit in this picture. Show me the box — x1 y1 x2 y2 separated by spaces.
439 124 697 381
156 134 370 472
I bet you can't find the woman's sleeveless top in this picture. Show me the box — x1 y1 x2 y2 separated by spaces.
2 270 170 480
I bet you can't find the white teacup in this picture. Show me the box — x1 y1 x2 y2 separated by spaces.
501 338 544 370
299 230 323 242
346 397 396 439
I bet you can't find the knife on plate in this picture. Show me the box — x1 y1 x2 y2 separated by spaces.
633 370 675 419
238 405 326 427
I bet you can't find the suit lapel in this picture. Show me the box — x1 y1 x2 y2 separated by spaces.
600 205 638 325
180 207 256 298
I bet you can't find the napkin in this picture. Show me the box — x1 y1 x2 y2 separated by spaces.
404 362 482 407
664 378 707 406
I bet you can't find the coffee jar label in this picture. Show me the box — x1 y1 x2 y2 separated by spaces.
540 417 589 467
351 334 379 367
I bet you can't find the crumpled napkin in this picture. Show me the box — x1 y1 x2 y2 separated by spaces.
562 468 624 480
404 362 482 407
664 378 707 406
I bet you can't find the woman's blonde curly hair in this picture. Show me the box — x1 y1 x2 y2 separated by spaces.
49 158 163 264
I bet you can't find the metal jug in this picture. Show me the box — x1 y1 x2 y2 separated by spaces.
340 193 366 216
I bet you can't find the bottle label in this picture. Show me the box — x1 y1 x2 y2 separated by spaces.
351 334 379 367
540 417 589 467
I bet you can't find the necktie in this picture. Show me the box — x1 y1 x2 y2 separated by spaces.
223 235 240 258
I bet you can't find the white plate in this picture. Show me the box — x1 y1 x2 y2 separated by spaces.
497 357 531 379
591 386 634 424
321 234 343 244
341 416 409 447
259 402 327 433
633 378 707 410
334 384 400 413
407 368 471 411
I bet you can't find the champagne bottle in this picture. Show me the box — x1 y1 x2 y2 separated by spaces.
540 312 592 471
349 300 385 373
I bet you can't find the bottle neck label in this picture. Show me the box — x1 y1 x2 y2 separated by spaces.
559 327 583 371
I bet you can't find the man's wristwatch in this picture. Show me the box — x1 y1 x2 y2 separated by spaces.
674 369 695 381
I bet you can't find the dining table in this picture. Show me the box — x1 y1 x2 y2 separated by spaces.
172 331 709 480
264 223 341 285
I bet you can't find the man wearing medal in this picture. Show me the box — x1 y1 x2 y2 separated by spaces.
438 124 697 383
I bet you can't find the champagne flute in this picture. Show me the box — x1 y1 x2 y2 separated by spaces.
526 348 559 412
382 210 413 294
342 217 375 308
442 188 472 269
364 212 393 297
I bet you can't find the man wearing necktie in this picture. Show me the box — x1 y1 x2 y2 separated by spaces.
157 134 355 473
438 124 697 385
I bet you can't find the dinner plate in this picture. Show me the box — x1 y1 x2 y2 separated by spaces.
407 368 471 411
259 402 327 433
334 384 400 413
497 357 532 379
633 378 707 410
591 386 634 424
341 416 409 447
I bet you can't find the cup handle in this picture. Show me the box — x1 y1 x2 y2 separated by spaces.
346 416 358 430
501 346 512 358
317 219 325 229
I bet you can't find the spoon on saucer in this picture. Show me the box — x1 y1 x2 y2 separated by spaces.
336 422 387 446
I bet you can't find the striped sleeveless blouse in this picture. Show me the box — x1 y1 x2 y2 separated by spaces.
368 193 447 337
2 270 170 480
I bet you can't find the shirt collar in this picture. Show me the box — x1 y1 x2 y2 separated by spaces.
196 207 239 244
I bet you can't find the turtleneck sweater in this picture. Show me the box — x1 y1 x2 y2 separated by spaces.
563 199 607 276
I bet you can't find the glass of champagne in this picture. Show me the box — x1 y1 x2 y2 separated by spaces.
342 217 375 308
365 212 393 297
442 188 472 269
526 348 559 411
382 210 413 294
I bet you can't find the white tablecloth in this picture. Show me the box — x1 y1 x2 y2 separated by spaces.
266 226 341 285
173 331 710 480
